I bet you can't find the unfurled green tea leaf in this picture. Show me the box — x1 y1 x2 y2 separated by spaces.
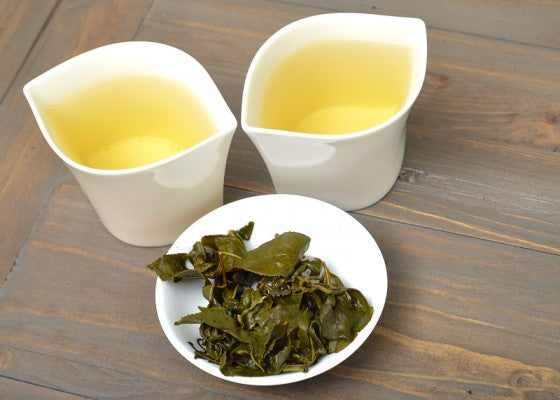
239 232 310 277
147 253 202 282
176 307 255 345
147 222 373 377
236 221 254 241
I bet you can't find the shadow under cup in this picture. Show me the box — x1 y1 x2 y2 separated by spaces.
241 13 427 211
24 42 237 246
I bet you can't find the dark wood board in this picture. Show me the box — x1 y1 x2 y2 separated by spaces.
136 0 560 255
0 0 153 283
0 0 558 399
0 376 89 400
0 182 557 399
282 0 560 49
0 0 58 101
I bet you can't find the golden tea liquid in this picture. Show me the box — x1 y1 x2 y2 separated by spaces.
40 74 216 169
259 40 413 135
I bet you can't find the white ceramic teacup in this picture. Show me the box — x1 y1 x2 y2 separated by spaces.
241 13 427 210
24 42 237 246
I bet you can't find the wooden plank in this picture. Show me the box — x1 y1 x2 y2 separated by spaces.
135 0 560 255
1 1 557 399
417 28 560 153
0 0 153 283
0 377 88 400
0 183 558 399
360 25 560 254
0 0 57 101
279 0 560 49
361 137 560 255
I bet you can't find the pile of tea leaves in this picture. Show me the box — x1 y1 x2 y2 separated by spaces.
147 222 373 377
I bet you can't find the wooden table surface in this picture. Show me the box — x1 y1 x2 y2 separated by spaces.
1 1 559 399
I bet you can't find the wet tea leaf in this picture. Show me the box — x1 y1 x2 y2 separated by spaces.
239 232 310 277
147 222 373 377
147 253 202 282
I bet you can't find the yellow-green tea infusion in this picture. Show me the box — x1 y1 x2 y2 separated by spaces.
259 40 413 135
40 74 216 169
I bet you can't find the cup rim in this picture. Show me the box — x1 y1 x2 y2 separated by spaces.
241 13 427 140
23 41 237 176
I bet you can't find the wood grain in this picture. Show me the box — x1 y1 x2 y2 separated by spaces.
0 0 153 283
281 0 560 49
0 0 58 101
0 377 88 400
1 0 558 399
136 0 560 255
362 25 560 253
0 183 557 399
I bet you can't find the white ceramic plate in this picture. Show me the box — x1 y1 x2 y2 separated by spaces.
155 194 387 386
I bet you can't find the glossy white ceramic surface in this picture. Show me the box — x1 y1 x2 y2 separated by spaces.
24 42 237 246
241 13 427 210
